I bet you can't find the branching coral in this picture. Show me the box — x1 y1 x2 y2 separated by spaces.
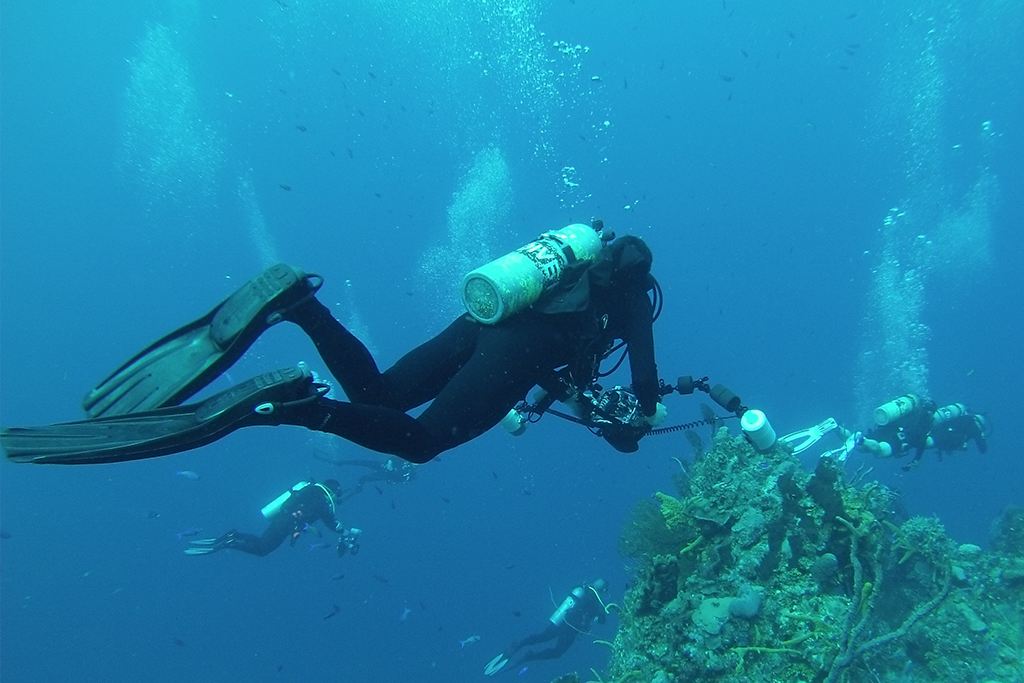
824 517 952 683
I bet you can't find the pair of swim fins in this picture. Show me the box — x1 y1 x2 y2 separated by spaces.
2 264 323 465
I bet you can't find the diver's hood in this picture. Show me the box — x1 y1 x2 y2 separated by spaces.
535 235 654 315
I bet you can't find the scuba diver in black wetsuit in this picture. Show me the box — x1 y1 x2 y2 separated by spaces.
313 454 417 503
484 579 613 677
2 223 671 466
185 479 359 557
834 395 989 470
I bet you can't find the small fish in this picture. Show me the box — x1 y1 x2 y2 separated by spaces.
719 74 734 82
441 496 450 504
346 147 354 158
295 124 307 132
175 527 202 540
332 68 341 75
0 530 11 540
147 511 160 519
373 574 389 584
324 604 341 620
368 71 377 79
175 470 200 481
459 635 481 648
399 606 412 622
173 638 186 648
331 572 345 581
329 150 336 157
512 610 521 617
309 541 332 551
279 184 291 191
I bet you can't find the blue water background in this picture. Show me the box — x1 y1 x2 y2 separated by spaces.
1 1 1021 681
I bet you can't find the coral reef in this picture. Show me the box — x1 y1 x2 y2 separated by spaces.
574 427 1024 683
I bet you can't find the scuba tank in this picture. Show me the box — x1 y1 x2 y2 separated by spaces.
549 587 584 625
261 481 310 519
873 394 921 426
933 403 968 426
462 223 604 325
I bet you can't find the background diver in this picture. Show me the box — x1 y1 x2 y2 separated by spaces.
799 394 989 470
312 453 417 503
2 224 669 466
185 478 361 558
484 579 613 677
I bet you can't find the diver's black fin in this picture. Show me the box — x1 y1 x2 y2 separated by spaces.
5 365 319 465
82 264 322 418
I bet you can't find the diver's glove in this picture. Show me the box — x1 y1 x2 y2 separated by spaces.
645 403 668 428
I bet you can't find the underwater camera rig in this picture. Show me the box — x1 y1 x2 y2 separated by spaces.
501 374 778 454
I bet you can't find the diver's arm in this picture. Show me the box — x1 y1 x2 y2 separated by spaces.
621 287 660 415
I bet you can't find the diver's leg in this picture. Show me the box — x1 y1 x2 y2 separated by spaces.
225 522 291 557
511 624 561 651
410 314 574 451
279 399 447 464
288 300 479 410
512 626 576 666
277 315 571 462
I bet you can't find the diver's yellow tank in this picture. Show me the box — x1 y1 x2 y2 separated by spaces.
462 224 603 325
873 394 921 426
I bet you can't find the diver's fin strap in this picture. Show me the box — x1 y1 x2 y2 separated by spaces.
778 418 838 455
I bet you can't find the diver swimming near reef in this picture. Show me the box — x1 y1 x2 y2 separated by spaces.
2 222 686 465
484 579 613 676
778 394 989 470
184 478 361 558
841 395 989 470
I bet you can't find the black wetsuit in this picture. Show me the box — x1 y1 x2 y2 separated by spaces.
930 413 987 454
220 483 340 557
279 236 660 463
508 586 607 667
865 406 935 465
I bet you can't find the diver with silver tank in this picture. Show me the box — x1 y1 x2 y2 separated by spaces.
484 579 614 677
185 478 360 557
